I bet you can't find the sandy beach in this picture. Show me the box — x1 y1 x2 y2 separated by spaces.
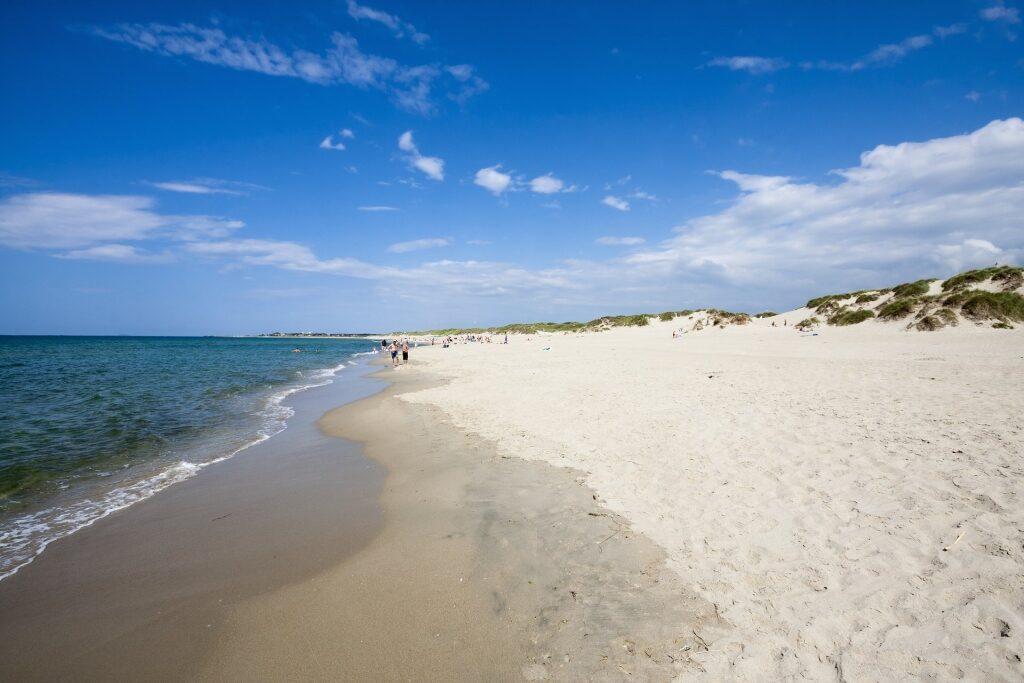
401 317 1024 680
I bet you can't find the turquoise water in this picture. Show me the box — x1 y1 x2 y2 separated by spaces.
0 336 380 579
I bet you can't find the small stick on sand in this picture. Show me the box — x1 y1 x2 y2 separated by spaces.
942 529 967 552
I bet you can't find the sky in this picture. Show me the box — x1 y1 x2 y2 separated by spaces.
1 1 1022 334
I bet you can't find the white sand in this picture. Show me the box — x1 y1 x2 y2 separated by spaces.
401 317 1024 680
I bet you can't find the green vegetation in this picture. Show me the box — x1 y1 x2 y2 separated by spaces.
828 309 875 326
992 322 1015 330
658 311 675 321
956 291 1024 322
914 308 958 332
705 309 751 326
796 316 820 328
942 265 1024 292
890 279 936 298
806 290 871 311
754 311 777 318
854 292 880 304
877 298 917 320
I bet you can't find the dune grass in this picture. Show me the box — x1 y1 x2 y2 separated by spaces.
828 309 875 326
890 279 936 298
877 298 918 320
942 265 1024 292
754 311 777 318
955 291 1024 322
854 292 880 304
796 316 820 328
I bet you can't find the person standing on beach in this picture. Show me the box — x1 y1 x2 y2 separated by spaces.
402 340 409 364
389 341 399 367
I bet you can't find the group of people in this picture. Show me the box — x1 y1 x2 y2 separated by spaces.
380 339 410 367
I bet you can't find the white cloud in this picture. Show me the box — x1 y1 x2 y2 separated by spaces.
358 205 399 211
624 118 1024 291
398 130 444 181
58 244 174 263
144 178 264 195
340 128 355 139
387 237 450 253
630 190 657 201
805 28 958 72
966 90 981 102
474 166 513 195
529 173 577 194
981 4 1021 23
183 122 1023 311
596 236 645 246
0 192 243 250
708 56 788 75
934 23 969 38
93 23 483 114
346 0 430 44
601 195 630 211
319 135 346 151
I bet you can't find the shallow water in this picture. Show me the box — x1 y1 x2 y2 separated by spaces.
0 335 381 579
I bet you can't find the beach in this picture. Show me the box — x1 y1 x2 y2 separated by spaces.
401 316 1024 680
1 317 1021 680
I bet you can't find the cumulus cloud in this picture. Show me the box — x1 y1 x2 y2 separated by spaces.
398 130 444 181
624 118 1024 292
0 192 242 250
601 195 630 211
475 166 514 195
320 134 347 151
346 0 429 44
92 23 484 114
387 237 450 253
529 173 577 194
596 236 645 246
183 118 1023 312
708 56 788 74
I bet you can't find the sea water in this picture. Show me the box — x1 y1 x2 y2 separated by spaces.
0 335 381 580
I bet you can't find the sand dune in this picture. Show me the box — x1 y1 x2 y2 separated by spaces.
401 317 1023 680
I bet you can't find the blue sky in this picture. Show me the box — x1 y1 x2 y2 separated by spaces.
1 1 1022 334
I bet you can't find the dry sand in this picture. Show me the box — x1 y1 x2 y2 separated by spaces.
401 317 1024 680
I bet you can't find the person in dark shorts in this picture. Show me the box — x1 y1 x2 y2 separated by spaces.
389 341 399 366
402 340 409 363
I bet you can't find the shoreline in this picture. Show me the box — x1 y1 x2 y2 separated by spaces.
0 355 718 681
194 362 720 680
0 361 388 681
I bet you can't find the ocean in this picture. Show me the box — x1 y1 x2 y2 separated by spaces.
0 335 380 580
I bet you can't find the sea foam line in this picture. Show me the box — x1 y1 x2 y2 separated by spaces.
0 359 354 582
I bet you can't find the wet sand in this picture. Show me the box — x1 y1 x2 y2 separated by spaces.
0 364 386 681
0 360 719 681
198 365 719 681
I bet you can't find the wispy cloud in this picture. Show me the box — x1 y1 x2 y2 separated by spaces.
467 239 492 245
346 0 429 44
57 244 174 263
387 237 450 253
934 23 969 38
474 166 514 195
981 3 1021 23
0 192 242 250
92 23 485 114
708 56 788 75
804 25 964 72
140 119 1024 311
358 205 399 211
144 178 266 195
529 173 578 194
596 236 645 246
398 130 444 181
601 195 630 211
